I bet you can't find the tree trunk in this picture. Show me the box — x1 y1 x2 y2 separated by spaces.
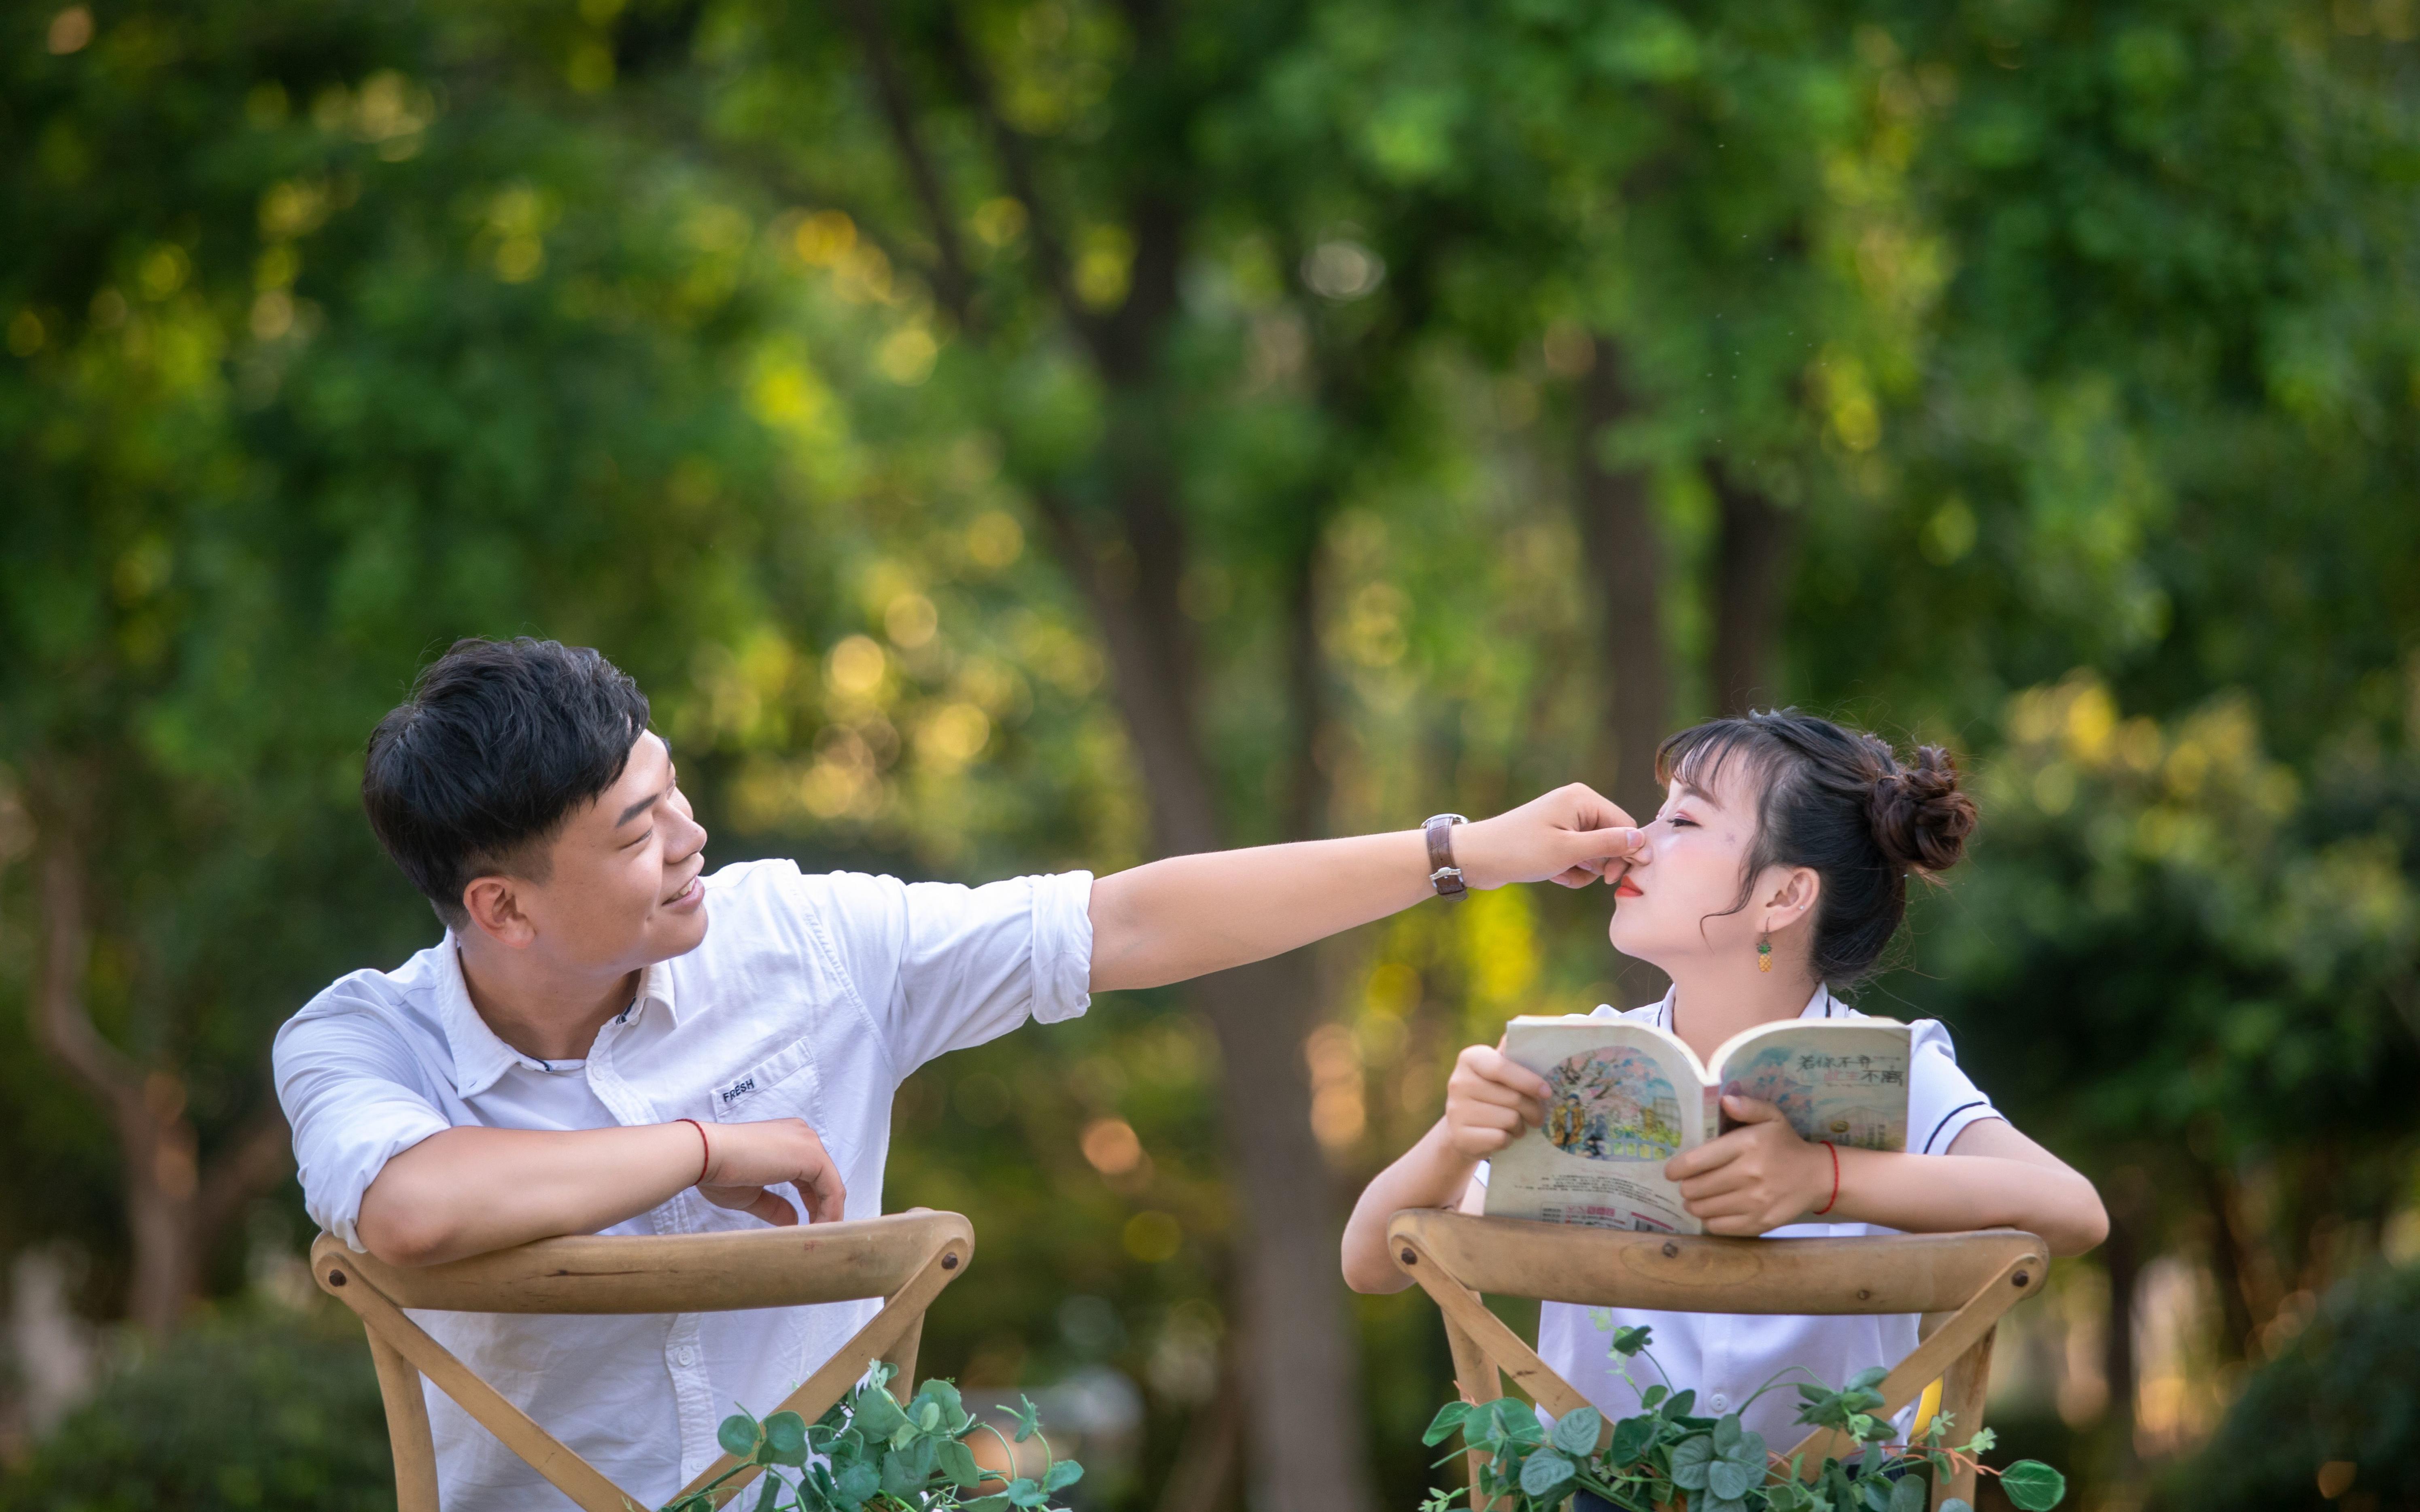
1705 460 1797 716
1036 488 1373 1512
1572 341 1672 825
31 787 292 1336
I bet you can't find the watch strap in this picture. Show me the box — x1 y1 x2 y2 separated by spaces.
1424 813 1469 900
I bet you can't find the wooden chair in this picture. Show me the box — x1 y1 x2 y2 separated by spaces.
1387 1211 2046 1510
312 1211 974 1512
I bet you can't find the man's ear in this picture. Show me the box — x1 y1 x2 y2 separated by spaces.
460 874 537 949
1762 866 1821 933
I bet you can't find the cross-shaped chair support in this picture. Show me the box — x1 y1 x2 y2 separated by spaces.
1388 1210 2045 1510
313 1211 974 1512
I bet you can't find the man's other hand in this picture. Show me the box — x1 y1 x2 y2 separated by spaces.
696 1117 847 1227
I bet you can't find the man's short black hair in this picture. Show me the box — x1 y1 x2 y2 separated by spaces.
363 637 652 929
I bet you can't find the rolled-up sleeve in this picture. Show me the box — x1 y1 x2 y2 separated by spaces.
801 869 1095 1076
273 1005 452 1250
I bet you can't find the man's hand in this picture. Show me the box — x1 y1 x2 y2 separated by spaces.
695 1117 847 1228
1442 1043 1554 1161
1664 1095 1831 1236
1452 783 1647 890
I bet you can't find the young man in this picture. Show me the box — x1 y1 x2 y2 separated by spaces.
276 636 1645 1510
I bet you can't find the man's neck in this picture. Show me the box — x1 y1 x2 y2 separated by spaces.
455 939 640 1063
1662 959 1822 1063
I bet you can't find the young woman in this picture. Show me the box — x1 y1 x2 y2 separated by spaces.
1342 711 2107 1456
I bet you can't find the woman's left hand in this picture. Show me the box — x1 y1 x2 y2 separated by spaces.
1664 1095 1833 1235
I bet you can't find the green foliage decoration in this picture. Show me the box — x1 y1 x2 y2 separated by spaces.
664 1364 1082 1512
1415 1329 2063 1512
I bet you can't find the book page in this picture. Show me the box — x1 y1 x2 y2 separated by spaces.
1484 1018 1711 1235
1711 1020 1913 1151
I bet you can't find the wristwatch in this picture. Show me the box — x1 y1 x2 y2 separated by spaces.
1424 813 1469 900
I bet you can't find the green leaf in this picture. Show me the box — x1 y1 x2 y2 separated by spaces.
751 1474 782 1512
1550 1406 1602 1456
1999 1460 2068 1511
1424 1402 1473 1446
1712 1415 1742 1455
1847 1367 1888 1393
1862 1479 1894 1512
1662 1390 1697 1421
965 1497 1012 1512
1609 1414 1657 1464
1612 1325 1654 1357
1887 1473 1927 1512
1671 1433 1715 1491
915 1379 972 1435
1709 1458 1754 1501
1042 1459 1085 1493
1962 1428 1997 1455
1641 1385 1669 1409
1006 1475 1049 1508
938 1438 983 1489
1008 1394 1044 1444
852 1387 909 1442
718 1414 761 1459
1519 1451 1576 1499
833 1459 879 1509
764 1411 809 1466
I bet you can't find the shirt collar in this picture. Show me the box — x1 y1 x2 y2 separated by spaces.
432 941 684 1098
1653 982 1838 1030
433 935 533 1099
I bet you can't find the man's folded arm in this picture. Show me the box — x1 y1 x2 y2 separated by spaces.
354 1123 709 1268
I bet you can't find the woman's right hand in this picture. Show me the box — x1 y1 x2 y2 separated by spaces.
1442 1043 1553 1161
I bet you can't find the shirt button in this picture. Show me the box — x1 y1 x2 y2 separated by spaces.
672 1346 696 1368
1709 1392 1729 1411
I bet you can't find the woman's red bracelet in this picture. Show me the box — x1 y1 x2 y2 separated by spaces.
1813 1140 1841 1216
678 1118 711 1186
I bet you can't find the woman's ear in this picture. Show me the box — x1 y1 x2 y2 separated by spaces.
1761 866 1821 933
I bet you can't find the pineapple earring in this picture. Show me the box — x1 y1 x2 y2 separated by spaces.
1757 933 1773 973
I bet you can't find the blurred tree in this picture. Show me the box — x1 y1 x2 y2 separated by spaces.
1 0 821 1331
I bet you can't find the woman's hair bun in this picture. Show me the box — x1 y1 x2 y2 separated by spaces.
1868 745 1977 874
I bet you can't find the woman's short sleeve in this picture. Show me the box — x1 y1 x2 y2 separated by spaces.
1905 1018 2006 1155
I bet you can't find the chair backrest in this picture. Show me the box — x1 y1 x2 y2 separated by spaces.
313 1211 974 1512
1386 1210 2045 1512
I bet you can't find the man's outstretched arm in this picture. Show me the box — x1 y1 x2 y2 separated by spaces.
1087 784 1643 992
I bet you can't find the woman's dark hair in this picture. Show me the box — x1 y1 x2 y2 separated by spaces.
1654 708 1978 987
363 638 652 929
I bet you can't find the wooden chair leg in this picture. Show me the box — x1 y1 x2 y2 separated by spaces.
1441 1317 1501 1512
364 1326 441 1512
880 1308 925 1391
1930 1327 1996 1510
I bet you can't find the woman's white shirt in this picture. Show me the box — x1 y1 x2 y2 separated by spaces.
1476 985 2006 1453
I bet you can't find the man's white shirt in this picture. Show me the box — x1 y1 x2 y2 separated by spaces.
273 860 1094 1512
1477 986 2007 1454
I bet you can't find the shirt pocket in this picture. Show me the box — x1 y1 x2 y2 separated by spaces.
707 1037 820 1126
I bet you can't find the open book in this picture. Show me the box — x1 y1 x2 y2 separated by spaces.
1483 1012 1911 1234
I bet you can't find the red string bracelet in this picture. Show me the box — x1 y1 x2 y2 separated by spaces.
678 1118 711 1186
1813 1141 1841 1216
